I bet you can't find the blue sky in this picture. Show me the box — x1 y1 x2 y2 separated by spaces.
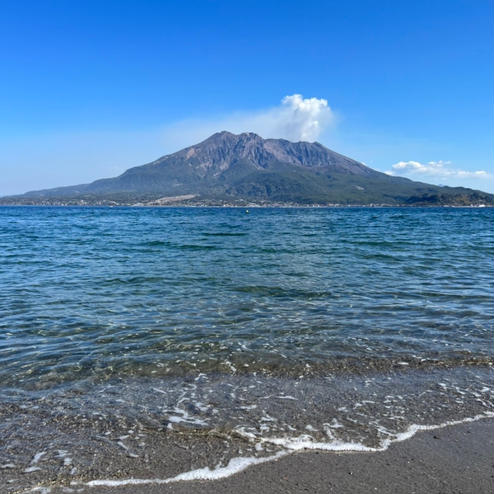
1 0 492 194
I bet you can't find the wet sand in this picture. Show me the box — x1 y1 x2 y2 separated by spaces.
55 417 493 494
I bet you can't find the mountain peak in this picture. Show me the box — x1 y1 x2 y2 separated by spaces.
181 131 364 173
3 131 492 206
209 130 236 138
203 130 262 143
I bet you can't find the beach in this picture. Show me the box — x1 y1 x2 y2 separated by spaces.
44 417 493 494
1 207 493 493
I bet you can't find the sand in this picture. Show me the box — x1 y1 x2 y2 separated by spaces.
46 417 494 494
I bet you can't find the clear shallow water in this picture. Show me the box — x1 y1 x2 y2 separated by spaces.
0 207 493 491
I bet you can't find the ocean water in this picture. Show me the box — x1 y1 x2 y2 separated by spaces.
0 206 493 492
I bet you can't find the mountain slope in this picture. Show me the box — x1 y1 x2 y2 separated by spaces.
2 131 493 205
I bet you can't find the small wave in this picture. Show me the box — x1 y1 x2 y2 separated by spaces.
202 232 247 237
140 240 172 247
80 452 286 487
234 285 332 299
179 244 218 251
70 413 493 490
260 412 494 452
102 275 164 284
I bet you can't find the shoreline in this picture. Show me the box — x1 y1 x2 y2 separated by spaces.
1 204 493 208
43 417 494 494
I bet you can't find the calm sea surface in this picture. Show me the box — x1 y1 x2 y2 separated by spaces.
0 207 493 491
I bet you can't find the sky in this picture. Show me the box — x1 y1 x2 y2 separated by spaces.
0 0 492 195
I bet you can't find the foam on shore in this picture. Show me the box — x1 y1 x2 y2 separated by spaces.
261 412 494 452
80 452 287 487
69 412 493 490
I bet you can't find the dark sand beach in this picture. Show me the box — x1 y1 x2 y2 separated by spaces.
47 417 493 494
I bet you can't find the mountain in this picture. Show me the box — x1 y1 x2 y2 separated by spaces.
2 131 492 206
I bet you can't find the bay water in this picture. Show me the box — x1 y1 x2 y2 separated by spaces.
0 207 492 491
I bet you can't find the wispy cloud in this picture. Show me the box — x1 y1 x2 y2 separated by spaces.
386 160 492 180
161 94 335 150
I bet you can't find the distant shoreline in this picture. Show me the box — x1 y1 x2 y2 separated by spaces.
0 203 492 208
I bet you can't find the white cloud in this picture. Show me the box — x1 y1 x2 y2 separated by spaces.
160 94 335 150
276 94 333 141
386 160 492 180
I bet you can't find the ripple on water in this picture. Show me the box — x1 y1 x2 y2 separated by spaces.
0 206 492 492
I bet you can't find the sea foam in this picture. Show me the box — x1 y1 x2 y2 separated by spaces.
71 412 493 489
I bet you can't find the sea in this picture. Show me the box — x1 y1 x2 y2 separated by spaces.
0 206 492 492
